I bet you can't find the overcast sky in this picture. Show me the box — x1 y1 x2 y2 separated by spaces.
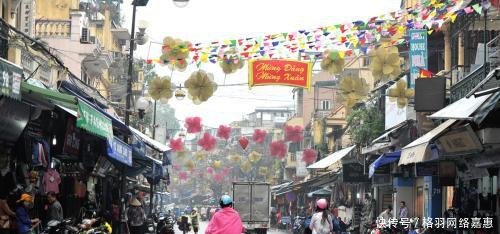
122 0 402 128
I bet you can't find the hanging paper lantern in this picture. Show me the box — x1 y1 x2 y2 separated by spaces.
185 117 202 133
240 160 252 173
198 132 217 151
219 49 245 74
388 79 415 108
175 150 187 158
248 151 262 163
216 125 232 140
207 167 214 174
238 136 249 150
269 140 287 159
338 76 369 111
284 125 304 143
148 76 173 101
184 70 218 105
169 138 184 152
173 163 180 171
161 36 192 71
213 160 222 170
229 154 242 164
252 129 267 144
258 167 268 176
302 148 318 165
369 45 401 81
194 151 205 161
179 171 188 181
320 50 345 75
214 173 223 183
185 160 195 171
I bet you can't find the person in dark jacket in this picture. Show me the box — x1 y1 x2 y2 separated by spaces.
16 194 40 234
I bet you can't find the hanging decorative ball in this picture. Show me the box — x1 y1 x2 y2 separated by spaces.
175 88 186 100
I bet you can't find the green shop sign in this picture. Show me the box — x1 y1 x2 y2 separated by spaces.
76 99 113 139
0 58 22 100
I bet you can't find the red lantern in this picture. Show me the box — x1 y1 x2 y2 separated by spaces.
252 129 267 144
238 136 249 150
303 148 318 165
216 125 232 140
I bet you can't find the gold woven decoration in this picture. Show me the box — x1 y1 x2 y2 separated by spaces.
194 151 205 161
320 50 345 75
219 49 245 74
248 151 262 163
240 160 252 173
388 79 415 108
229 154 242 164
338 76 369 111
369 45 401 81
213 160 222 170
148 76 173 101
185 160 195 171
184 70 218 105
258 167 268 176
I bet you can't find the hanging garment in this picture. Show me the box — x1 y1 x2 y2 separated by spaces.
42 169 61 194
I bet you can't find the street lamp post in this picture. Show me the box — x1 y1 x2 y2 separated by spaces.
482 0 491 79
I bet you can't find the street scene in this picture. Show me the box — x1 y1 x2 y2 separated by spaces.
0 0 500 233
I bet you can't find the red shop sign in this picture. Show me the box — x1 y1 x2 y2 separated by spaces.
248 59 312 90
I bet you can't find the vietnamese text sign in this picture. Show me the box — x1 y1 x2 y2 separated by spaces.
76 99 113 139
107 137 132 166
0 58 22 100
408 29 428 88
249 59 312 90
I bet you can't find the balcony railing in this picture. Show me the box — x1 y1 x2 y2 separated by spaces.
35 20 71 38
450 63 489 102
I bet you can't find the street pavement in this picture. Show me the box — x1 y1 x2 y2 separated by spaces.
174 221 291 233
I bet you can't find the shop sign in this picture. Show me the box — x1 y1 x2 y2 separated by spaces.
408 29 428 88
415 162 438 176
0 58 22 100
76 99 113 139
295 151 308 177
248 59 312 90
342 162 370 183
107 137 132 166
436 124 483 156
63 119 81 156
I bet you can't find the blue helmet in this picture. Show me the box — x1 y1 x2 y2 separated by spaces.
220 195 233 206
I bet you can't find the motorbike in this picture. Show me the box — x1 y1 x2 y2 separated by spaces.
279 216 292 230
156 212 175 234
177 215 191 234
40 219 79 234
292 216 306 234
145 216 156 233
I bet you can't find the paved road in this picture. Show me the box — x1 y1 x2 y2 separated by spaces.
174 221 290 233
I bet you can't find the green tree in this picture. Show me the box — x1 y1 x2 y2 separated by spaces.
346 107 384 147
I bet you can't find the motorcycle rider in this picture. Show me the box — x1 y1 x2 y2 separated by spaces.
309 199 333 234
190 208 200 234
205 195 244 234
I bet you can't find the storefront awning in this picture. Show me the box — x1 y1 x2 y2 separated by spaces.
429 91 500 121
21 81 77 109
371 120 412 144
369 151 401 178
307 187 331 197
130 127 171 152
307 145 356 169
399 120 456 165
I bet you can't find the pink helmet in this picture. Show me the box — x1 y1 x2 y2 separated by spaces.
316 199 328 209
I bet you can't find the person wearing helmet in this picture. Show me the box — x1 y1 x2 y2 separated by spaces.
205 195 244 234
309 199 333 234
191 208 200 234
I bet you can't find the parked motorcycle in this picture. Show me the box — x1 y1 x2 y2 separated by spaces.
279 216 292 230
292 216 306 234
40 219 79 234
156 212 175 234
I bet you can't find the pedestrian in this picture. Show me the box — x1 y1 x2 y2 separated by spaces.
309 199 333 234
0 192 16 234
399 201 408 219
46 191 63 222
191 208 200 234
127 198 145 234
16 193 40 234
205 195 245 234
378 206 393 226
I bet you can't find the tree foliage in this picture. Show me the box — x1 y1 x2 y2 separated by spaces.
346 107 384 147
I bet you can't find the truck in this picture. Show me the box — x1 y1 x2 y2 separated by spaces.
232 182 271 234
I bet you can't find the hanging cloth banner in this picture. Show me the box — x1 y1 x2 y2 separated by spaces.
248 59 312 90
76 99 113 139
107 137 132 166
408 29 428 88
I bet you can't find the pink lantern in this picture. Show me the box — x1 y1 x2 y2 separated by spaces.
284 125 304 143
252 129 267 144
169 138 184 152
216 125 232 140
269 140 287 159
198 132 217 151
303 148 318 165
185 117 202 133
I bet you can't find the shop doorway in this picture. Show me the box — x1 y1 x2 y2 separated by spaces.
416 186 423 219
